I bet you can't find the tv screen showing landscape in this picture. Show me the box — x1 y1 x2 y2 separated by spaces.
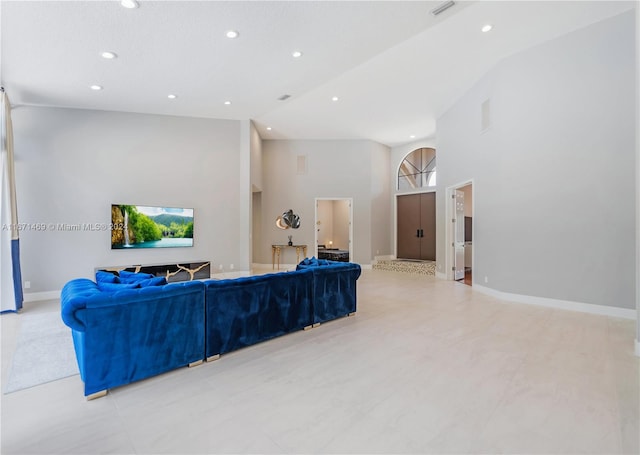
111 204 193 249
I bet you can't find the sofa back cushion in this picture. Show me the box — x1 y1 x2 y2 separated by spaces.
118 271 156 284
96 276 167 292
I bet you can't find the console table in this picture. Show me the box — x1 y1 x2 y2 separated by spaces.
272 244 307 270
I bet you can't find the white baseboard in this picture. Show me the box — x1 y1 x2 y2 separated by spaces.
473 284 636 320
435 271 447 280
374 255 395 262
635 339 640 357
23 290 61 303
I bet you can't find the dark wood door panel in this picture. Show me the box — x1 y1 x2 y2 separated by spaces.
420 192 436 261
397 194 421 260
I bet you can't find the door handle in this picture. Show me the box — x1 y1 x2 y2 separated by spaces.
420 229 424 238
416 229 420 238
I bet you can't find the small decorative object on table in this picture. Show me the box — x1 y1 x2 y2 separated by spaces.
287 235 293 246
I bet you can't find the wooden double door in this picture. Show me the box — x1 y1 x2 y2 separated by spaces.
397 192 436 261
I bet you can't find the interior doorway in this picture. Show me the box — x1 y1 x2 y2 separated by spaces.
314 198 353 262
447 182 473 286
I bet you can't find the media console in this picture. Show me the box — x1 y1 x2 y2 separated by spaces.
96 261 210 282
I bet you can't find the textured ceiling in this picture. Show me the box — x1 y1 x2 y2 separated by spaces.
1 1 635 146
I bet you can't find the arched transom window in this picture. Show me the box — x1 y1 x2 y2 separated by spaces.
398 147 436 191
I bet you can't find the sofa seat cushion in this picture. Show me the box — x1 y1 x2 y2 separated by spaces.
97 281 140 292
298 257 332 267
136 276 168 287
96 270 120 283
96 276 167 292
118 271 156 284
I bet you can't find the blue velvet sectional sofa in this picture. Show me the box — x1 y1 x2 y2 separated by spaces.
61 260 361 398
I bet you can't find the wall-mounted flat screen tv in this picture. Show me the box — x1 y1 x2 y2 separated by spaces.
111 204 193 249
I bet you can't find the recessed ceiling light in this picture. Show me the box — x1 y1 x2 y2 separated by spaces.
292 51 303 58
332 96 339 102
409 135 416 139
224 101 232 105
226 30 239 39
266 127 272 131
482 24 493 33
168 94 177 99
101 51 117 59
121 0 139 9
90 85 103 91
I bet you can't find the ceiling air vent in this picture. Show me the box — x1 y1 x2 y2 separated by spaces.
431 1 455 16
278 94 291 101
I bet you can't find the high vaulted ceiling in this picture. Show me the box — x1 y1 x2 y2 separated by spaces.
1 1 635 147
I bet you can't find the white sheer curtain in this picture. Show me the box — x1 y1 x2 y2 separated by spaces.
1 88 23 312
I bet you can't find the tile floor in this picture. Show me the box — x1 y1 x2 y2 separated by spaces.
1 269 638 454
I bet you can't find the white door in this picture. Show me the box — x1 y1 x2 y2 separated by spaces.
454 190 465 280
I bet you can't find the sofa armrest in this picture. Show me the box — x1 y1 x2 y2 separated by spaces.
61 278 101 332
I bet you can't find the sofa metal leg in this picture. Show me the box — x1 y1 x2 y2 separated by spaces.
312 323 321 328
347 312 356 317
303 325 313 331
188 360 204 368
86 390 107 401
206 354 221 362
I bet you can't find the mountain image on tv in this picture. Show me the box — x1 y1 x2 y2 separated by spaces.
111 205 193 249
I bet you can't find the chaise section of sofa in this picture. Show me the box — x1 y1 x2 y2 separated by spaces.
204 268 314 359
61 278 205 398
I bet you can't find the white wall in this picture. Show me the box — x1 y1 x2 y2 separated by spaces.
252 191 262 266
250 120 263 193
259 140 390 265
250 120 264 266
635 3 640 351
12 107 242 293
371 141 392 257
437 10 636 309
